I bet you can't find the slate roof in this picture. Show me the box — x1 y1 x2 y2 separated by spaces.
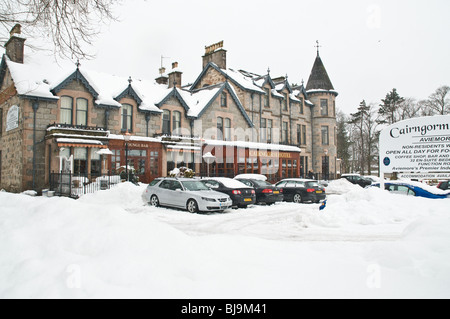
305 55 334 91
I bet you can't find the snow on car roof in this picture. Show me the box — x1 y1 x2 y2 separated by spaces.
202 177 251 189
234 174 267 181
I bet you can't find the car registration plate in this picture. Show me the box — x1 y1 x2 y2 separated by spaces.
316 190 323 194
273 191 279 194
244 198 252 202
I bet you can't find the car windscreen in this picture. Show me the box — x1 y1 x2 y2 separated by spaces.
181 181 211 191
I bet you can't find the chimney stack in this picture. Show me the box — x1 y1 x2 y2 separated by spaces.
5 24 26 64
168 62 182 89
202 41 227 70
155 66 168 85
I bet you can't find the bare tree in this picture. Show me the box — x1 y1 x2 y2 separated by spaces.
0 0 119 59
421 85 450 115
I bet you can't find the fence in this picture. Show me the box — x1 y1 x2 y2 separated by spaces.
50 172 122 198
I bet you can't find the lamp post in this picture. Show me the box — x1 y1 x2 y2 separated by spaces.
124 131 131 182
202 152 216 177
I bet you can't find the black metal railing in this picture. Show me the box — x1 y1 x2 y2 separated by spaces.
49 172 121 198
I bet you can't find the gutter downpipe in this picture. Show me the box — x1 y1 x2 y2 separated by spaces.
32 100 39 190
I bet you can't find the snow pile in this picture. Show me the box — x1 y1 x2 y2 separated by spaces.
325 178 362 194
1 182 450 298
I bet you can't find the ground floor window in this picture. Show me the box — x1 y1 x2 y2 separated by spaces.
167 150 195 175
91 149 101 176
73 147 87 175
281 159 297 179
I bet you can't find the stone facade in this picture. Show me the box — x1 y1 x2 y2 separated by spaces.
0 29 338 192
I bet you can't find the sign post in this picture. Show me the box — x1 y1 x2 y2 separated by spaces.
379 115 450 190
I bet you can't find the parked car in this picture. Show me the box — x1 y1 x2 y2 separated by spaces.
234 177 283 205
437 181 450 191
275 178 326 203
143 178 232 213
341 174 372 188
372 180 450 199
200 177 256 208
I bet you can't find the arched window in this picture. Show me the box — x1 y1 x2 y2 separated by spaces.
121 104 133 132
60 96 73 124
76 98 88 126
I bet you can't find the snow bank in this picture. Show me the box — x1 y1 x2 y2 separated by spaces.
325 178 362 194
1 182 449 298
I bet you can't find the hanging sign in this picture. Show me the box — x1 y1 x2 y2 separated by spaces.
6 105 19 132
379 115 450 173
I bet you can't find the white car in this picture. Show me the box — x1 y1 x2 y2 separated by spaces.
143 178 232 213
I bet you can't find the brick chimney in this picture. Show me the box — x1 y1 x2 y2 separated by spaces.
202 41 227 70
155 66 168 85
5 24 26 64
168 62 182 89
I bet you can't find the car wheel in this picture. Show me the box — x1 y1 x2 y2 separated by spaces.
293 193 303 203
187 199 199 213
149 195 159 207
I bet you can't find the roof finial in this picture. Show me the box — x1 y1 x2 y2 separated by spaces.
76 59 81 69
301 79 304 86
128 76 132 85
315 40 322 56
267 67 270 75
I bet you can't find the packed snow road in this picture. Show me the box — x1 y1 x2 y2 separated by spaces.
134 199 408 242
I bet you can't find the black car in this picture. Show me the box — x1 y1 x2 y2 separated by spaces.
200 177 256 208
437 181 450 191
341 174 372 188
234 178 283 205
275 178 326 203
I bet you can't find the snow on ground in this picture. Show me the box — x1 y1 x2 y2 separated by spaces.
1 180 450 299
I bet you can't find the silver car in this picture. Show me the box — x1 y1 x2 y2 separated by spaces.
143 178 233 213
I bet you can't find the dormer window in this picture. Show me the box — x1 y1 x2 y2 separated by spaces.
76 98 88 126
283 93 288 111
60 96 73 124
264 88 270 107
121 104 133 132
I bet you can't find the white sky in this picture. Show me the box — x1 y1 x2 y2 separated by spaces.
20 0 450 115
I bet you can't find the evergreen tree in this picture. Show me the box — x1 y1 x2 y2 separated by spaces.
336 111 351 174
349 100 369 173
378 88 405 125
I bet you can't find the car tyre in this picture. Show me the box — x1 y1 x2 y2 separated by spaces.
293 193 303 203
149 195 159 207
187 199 199 213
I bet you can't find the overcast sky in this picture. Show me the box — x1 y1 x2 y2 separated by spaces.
31 0 450 115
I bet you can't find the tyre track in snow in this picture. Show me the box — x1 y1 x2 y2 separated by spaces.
130 201 406 242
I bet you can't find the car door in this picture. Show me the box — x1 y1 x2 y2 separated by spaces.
157 180 172 205
170 180 187 208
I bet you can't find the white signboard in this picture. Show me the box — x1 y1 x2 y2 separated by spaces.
6 105 19 132
379 115 450 173
398 172 450 180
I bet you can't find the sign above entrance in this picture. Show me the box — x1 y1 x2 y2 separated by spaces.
379 115 450 173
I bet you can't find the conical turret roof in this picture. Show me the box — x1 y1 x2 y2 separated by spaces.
306 54 334 91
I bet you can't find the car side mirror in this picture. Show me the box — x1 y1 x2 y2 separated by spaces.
175 188 182 192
